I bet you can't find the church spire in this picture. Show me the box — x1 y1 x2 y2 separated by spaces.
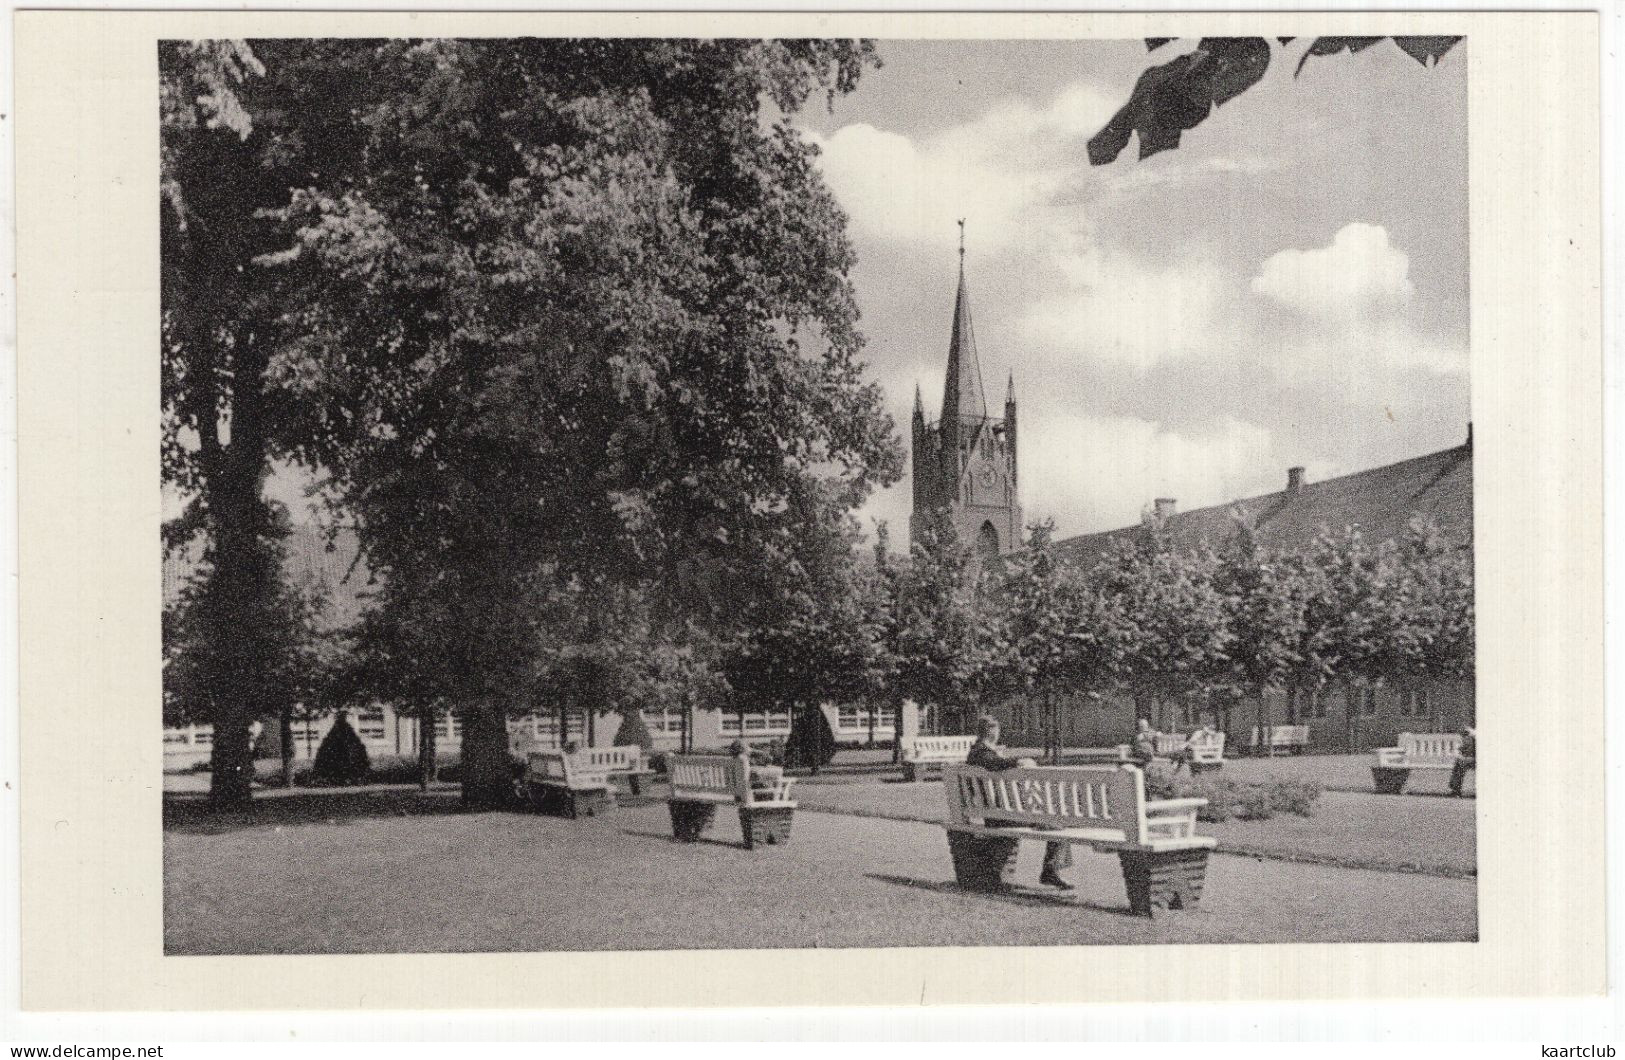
942 223 988 423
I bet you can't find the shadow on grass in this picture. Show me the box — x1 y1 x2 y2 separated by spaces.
865 873 1142 918
620 827 750 852
163 788 479 836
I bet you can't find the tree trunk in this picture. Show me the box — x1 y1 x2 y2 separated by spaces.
892 699 905 765
460 700 514 810
807 705 821 777
207 709 255 807
418 704 438 791
279 704 295 788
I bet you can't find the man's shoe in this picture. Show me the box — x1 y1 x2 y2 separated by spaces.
1040 872 1075 891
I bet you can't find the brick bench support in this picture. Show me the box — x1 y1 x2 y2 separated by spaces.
1371 766 1411 794
1117 848 1211 916
668 799 718 841
946 829 1021 892
739 805 795 849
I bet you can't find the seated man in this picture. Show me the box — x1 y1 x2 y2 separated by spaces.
1131 717 1160 769
967 716 1073 891
1449 726 1476 796
1173 720 1217 774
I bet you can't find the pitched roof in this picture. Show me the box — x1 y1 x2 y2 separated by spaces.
163 524 373 631
1053 439 1474 567
940 263 988 422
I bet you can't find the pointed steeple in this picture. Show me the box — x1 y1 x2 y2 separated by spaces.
941 236 988 423
1005 370 1016 406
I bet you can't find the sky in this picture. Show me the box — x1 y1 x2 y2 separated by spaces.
794 38 1470 545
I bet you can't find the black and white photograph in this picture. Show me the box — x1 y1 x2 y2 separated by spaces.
155 33 1482 955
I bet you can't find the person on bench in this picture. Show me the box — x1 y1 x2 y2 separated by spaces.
1172 721 1216 774
1131 717 1159 770
967 715 1074 891
728 740 785 797
1449 726 1476 796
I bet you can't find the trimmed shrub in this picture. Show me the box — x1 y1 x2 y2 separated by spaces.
613 709 656 751
1145 770 1321 823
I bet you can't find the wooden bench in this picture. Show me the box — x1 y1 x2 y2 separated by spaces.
667 753 798 850
901 735 976 782
941 763 1216 917
525 750 614 818
1371 732 1462 794
1246 724 1309 755
1155 732 1226 773
576 745 656 796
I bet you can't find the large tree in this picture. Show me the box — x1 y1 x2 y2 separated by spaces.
161 41 347 806
253 40 900 805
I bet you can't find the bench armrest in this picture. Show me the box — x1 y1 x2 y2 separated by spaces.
748 776 797 804
1143 797 1207 842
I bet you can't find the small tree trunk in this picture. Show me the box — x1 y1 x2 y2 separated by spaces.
807 705 821 777
892 699 905 765
418 705 438 791
460 700 514 810
279 703 296 788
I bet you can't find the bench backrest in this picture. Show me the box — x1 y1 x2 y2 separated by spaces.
1399 732 1461 764
576 745 648 774
1249 724 1308 746
1153 733 1188 755
905 735 976 763
527 749 594 786
668 754 750 803
942 764 1146 845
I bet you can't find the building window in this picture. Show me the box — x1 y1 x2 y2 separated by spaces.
719 709 791 736
1400 688 1429 718
1356 687 1379 718
836 705 896 731
191 729 212 747
357 706 387 741
643 708 684 734
436 712 465 740
1295 688 1328 721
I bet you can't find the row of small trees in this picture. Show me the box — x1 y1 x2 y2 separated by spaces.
876 507 1474 765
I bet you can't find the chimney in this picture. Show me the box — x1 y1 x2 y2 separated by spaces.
1286 467 1305 495
1154 497 1177 520
1465 421 1473 449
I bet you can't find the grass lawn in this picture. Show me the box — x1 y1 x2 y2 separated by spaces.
164 791 1475 954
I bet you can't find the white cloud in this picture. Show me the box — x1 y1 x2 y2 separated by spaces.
1023 413 1292 532
1021 252 1228 371
804 84 1117 253
1251 222 1414 319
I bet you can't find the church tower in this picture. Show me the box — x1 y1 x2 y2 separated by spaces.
910 234 1022 563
